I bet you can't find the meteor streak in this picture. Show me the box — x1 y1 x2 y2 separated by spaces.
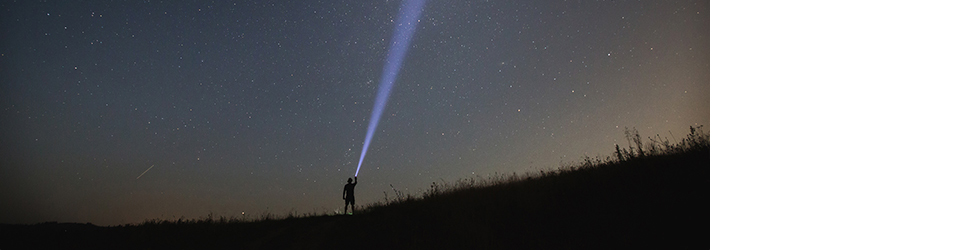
136 165 154 180
355 0 427 177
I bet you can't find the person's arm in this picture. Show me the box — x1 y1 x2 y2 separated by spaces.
354 177 358 185
343 186 346 200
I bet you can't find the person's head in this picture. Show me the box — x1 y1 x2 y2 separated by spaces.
347 177 353 183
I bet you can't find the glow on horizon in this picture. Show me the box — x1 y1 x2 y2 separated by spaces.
355 0 428 177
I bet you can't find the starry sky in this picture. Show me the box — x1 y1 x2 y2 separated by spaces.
0 0 708 226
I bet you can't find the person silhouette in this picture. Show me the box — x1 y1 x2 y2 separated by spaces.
343 177 357 214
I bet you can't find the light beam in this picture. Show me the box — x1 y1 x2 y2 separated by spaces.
355 0 427 177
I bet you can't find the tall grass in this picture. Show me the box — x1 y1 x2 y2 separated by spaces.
363 125 709 211
131 209 333 227
126 125 708 225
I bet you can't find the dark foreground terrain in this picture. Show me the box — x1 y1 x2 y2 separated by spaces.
1 147 707 249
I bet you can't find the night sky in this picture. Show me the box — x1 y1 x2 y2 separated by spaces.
1 0 708 226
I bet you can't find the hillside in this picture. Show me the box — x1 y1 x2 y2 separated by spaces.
1 143 708 249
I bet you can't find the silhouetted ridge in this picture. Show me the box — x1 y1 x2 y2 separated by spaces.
1 128 708 249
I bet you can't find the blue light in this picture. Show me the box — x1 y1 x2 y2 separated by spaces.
355 0 427 177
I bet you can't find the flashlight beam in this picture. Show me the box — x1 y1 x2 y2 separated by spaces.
355 0 427 177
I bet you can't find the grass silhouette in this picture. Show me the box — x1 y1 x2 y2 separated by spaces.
1 126 708 249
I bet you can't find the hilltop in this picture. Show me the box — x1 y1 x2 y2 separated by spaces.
1 128 708 249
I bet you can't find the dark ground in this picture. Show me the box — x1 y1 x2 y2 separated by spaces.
1 147 707 249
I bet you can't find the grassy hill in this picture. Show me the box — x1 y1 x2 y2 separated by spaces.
1 128 708 249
